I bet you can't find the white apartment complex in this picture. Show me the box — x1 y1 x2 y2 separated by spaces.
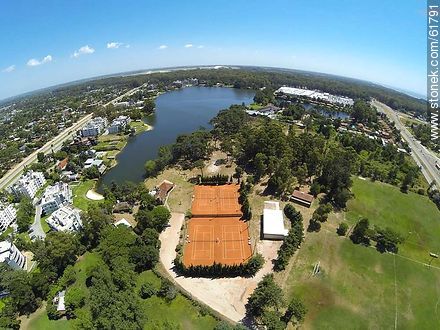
46 205 82 232
0 240 26 270
40 182 72 215
0 204 17 233
108 115 131 134
81 117 108 137
11 171 46 199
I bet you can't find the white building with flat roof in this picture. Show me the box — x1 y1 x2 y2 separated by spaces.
40 182 72 215
11 171 46 199
0 204 17 234
0 240 26 270
46 205 82 232
276 86 354 106
108 115 131 134
262 201 288 240
81 117 108 137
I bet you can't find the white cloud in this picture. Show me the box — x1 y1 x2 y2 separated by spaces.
107 42 123 49
158 45 168 50
184 44 193 48
27 55 53 67
197 45 204 49
72 45 95 58
2 65 15 73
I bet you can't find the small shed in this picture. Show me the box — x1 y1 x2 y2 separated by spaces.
155 180 175 204
290 190 314 208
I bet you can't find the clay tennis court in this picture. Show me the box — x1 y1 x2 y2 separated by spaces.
184 185 252 266
184 217 252 266
191 185 242 217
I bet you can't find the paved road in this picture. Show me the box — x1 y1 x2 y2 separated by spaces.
30 204 45 240
372 100 440 188
0 113 93 191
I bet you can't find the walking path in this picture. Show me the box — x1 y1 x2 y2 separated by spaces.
159 212 281 322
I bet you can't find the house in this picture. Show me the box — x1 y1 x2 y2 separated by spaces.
10 170 46 199
84 158 106 174
290 190 314 208
57 157 68 171
0 204 16 234
0 241 26 270
46 205 82 232
61 171 79 182
262 201 288 240
53 290 66 313
114 218 132 227
108 115 131 134
153 180 174 204
40 182 72 215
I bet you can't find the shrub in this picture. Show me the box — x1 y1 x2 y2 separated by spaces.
139 282 157 299
337 222 349 236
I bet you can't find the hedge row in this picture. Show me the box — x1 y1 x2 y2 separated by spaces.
174 254 264 278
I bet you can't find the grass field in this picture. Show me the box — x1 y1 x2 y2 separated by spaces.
40 214 51 233
71 180 100 211
282 177 440 329
26 252 218 330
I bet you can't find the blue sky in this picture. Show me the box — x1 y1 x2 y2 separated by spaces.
0 0 426 100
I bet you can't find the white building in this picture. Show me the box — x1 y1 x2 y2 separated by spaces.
81 117 108 137
108 115 131 134
40 182 72 215
84 158 106 174
0 204 17 234
276 86 354 106
11 171 46 199
0 240 26 270
262 201 288 240
46 205 82 232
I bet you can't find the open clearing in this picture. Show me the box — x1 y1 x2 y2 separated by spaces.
282 177 440 329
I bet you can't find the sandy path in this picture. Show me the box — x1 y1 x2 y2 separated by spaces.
159 212 281 322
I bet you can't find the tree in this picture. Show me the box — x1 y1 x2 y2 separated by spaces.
33 231 82 277
80 204 113 249
337 222 349 236
247 274 284 317
143 99 155 114
139 281 157 299
283 296 307 325
144 160 158 177
350 218 370 245
2 270 38 315
194 159 205 177
375 227 403 253
82 165 100 179
16 197 34 233
261 310 286 330
310 181 321 197
37 152 45 163
294 164 308 186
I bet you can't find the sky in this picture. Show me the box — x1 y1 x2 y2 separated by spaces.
0 0 427 100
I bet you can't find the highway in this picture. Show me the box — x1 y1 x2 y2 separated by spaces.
372 100 440 189
0 83 146 191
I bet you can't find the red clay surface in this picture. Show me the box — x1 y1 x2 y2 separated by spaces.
184 185 252 266
191 185 242 217
184 217 252 266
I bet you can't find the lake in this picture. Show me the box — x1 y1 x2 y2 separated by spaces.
98 87 255 189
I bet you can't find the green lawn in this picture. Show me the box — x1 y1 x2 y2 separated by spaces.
71 180 100 211
346 177 440 265
40 214 51 233
282 177 440 329
26 252 218 330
